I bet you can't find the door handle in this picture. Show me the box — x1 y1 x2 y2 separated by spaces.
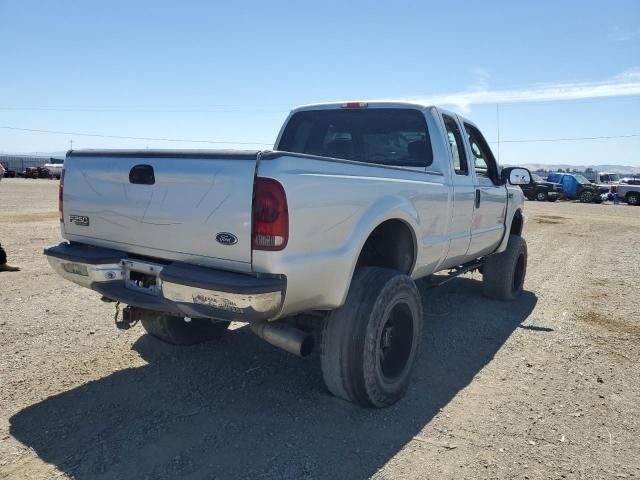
475 189 481 208
129 164 155 185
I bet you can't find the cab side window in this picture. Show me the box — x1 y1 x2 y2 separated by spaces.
464 124 500 185
442 115 468 175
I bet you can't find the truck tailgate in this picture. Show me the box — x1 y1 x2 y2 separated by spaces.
62 150 258 271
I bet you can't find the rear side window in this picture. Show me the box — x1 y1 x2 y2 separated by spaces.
278 108 433 167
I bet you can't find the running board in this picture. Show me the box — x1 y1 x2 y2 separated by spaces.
421 259 485 289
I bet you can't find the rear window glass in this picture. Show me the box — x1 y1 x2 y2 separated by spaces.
278 108 433 167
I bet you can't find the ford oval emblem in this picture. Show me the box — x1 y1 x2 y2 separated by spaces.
216 232 238 246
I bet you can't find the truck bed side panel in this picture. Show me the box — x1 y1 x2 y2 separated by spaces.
254 153 450 316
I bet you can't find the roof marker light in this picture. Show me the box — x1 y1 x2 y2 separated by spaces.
341 102 368 108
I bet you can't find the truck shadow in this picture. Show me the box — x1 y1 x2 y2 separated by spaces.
10 277 537 479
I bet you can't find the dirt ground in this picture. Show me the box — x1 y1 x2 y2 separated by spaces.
0 178 639 479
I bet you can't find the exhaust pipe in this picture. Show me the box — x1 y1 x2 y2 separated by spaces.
251 321 314 357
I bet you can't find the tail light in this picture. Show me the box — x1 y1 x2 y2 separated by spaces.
252 177 288 251
58 169 65 222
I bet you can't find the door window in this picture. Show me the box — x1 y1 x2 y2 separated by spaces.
464 124 500 185
442 115 468 175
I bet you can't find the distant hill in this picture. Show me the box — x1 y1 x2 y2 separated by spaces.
517 164 640 174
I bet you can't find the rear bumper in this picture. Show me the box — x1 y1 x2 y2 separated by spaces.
44 242 286 322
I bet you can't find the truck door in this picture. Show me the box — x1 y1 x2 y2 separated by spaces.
463 121 507 258
440 113 474 266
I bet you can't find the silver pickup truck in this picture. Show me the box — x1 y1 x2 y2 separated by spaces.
45 101 532 407
612 182 640 206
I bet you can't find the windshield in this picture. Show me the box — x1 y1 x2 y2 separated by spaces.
573 174 591 184
602 173 620 182
278 108 433 167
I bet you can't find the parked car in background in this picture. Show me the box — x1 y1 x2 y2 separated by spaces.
1 162 16 178
23 166 53 179
23 167 38 179
583 171 621 185
44 159 64 179
546 172 608 203
611 183 640 206
520 173 562 201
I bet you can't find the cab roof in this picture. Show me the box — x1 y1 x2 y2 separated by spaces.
291 100 437 113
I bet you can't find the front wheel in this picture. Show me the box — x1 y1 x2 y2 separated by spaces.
535 191 548 201
321 267 423 408
141 313 230 345
482 235 527 301
627 192 640 206
579 190 593 203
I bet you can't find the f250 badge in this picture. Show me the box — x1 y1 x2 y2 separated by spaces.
69 215 90 226
216 232 238 246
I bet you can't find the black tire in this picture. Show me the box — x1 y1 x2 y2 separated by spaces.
579 190 593 203
627 192 640 206
141 313 230 345
535 190 548 202
482 235 527 301
547 196 558 202
320 267 423 408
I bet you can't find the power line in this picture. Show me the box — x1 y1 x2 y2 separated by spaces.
2 125 639 146
0 106 288 113
0 126 273 146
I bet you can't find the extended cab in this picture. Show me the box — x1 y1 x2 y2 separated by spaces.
45 102 532 407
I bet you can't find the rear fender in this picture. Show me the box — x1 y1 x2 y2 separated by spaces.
340 195 420 303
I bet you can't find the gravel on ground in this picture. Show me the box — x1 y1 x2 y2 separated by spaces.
1 178 638 479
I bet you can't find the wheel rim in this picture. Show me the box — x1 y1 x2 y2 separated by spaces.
377 302 414 383
512 253 526 294
536 192 545 201
630 195 639 205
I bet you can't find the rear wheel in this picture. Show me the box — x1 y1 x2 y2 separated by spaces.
321 267 423 408
482 235 527 301
141 313 230 345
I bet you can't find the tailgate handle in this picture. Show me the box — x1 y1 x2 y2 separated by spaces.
129 165 155 185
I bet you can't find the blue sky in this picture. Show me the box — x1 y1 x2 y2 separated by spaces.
1 0 639 166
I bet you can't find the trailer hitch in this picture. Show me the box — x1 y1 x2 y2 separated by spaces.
113 302 139 330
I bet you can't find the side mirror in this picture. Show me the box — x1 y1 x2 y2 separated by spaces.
502 167 532 185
